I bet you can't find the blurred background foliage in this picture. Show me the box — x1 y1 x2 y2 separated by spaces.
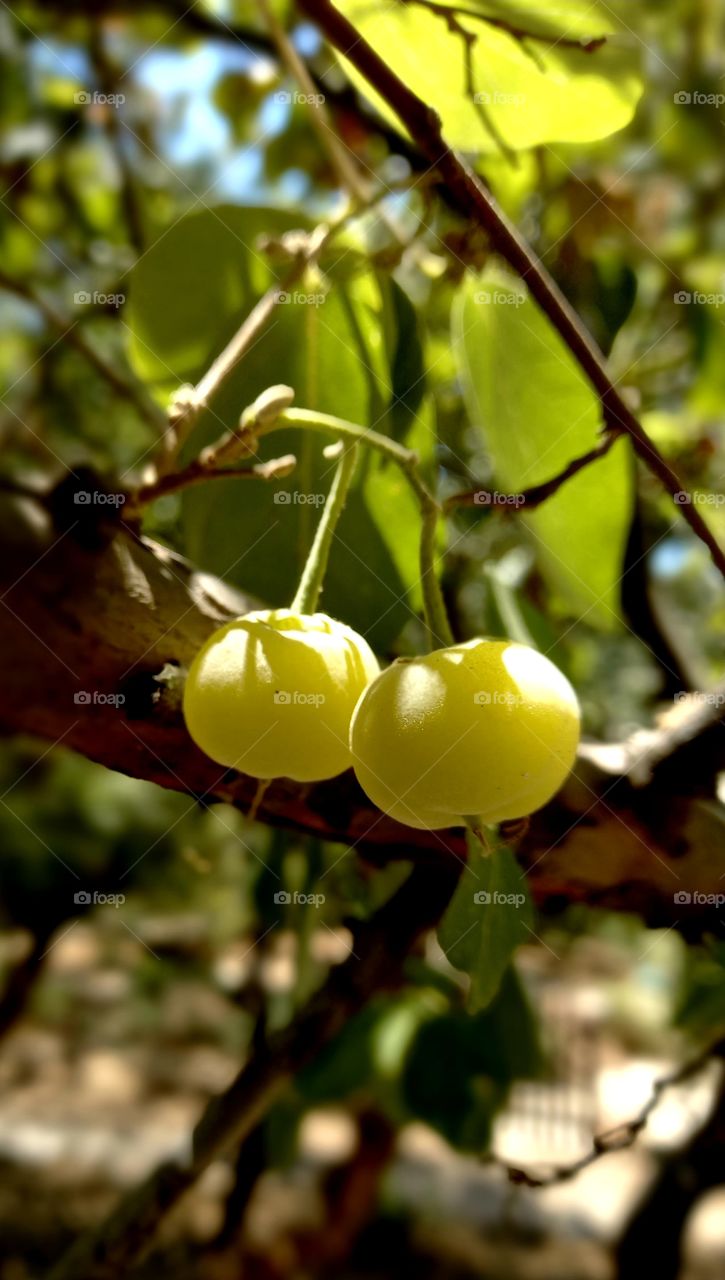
1 0 725 1275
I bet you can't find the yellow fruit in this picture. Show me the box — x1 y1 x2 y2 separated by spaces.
183 609 379 782
349 639 580 829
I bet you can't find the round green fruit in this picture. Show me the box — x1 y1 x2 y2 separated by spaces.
183 609 379 782
349 638 580 829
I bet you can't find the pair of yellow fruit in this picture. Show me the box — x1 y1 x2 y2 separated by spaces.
182 610 580 831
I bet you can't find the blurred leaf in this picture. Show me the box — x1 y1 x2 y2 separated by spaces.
453 266 634 626
676 939 725 1039
402 965 542 1150
297 990 439 1110
438 834 533 1010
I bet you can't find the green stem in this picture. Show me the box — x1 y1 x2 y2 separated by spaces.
291 442 359 614
276 407 454 647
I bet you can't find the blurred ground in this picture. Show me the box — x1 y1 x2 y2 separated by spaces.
0 915 723 1280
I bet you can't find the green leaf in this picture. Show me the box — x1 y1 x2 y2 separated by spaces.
125 205 432 648
438 834 533 1011
453 267 634 627
297 990 440 1111
336 0 642 155
402 965 542 1150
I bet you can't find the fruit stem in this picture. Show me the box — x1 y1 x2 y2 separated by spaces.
291 441 359 614
275 408 454 648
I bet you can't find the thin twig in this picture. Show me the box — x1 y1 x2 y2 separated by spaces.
489 1036 725 1188
298 0 725 584
124 454 297 516
445 430 623 512
400 0 607 53
88 23 146 252
257 0 368 201
157 222 332 471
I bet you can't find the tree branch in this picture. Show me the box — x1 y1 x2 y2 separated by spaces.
0 488 723 933
297 0 725 584
488 1036 725 1187
400 0 607 54
444 429 623 512
47 856 460 1279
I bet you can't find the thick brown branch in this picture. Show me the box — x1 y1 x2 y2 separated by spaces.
0 491 723 934
297 0 725 584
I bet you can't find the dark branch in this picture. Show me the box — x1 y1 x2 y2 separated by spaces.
400 0 607 54
489 1034 725 1188
444 429 622 512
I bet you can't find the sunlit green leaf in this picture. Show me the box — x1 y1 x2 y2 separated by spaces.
336 0 642 153
453 266 634 626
